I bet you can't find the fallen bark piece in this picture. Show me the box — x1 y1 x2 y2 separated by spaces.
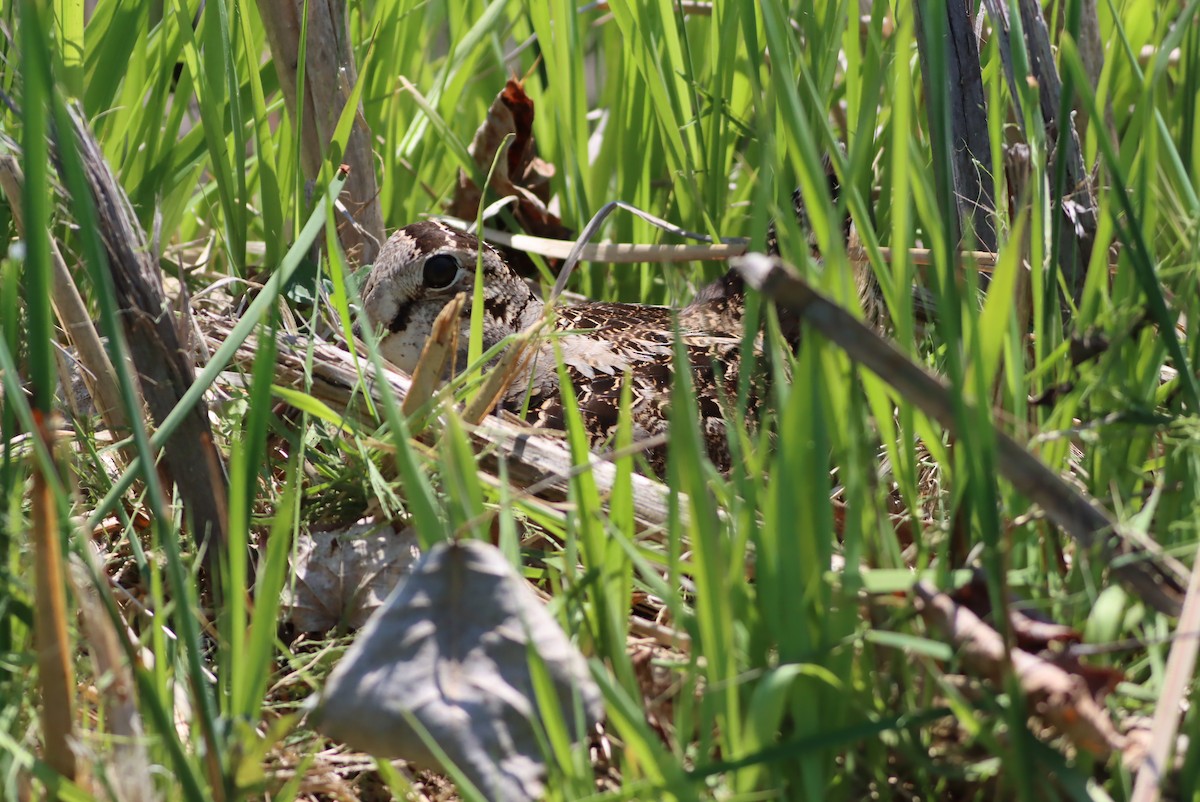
199 313 681 533
56 103 230 594
313 538 604 802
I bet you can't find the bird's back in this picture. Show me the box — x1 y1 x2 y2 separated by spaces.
503 293 762 474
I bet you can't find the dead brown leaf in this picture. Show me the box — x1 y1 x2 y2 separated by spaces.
913 581 1145 768
446 78 571 254
282 519 421 633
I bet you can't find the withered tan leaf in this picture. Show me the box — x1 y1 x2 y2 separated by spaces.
282 519 420 632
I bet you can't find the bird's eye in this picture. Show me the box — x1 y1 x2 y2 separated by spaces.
422 254 461 289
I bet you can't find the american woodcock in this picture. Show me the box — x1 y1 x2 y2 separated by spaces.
362 217 884 474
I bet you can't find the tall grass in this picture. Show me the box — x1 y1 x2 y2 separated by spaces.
1 0 1199 799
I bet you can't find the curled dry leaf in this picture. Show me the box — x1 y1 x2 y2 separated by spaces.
282 519 421 633
950 572 1083 650
313 539 605 802
948 572 1125 698
913 582 1146 768
447 78 571 248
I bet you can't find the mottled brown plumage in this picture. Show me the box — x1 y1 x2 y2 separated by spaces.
362 220 781 473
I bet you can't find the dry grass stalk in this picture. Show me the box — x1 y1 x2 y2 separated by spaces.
734 252 1188 615
70 548 157 802
461 328 538 425
1130 547 1200 802
401 294 465 417
0 155 132 451
31 414 79 783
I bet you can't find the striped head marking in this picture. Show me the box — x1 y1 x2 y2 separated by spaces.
361 221 543 373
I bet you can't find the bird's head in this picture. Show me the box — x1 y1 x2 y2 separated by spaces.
361 221 543 374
